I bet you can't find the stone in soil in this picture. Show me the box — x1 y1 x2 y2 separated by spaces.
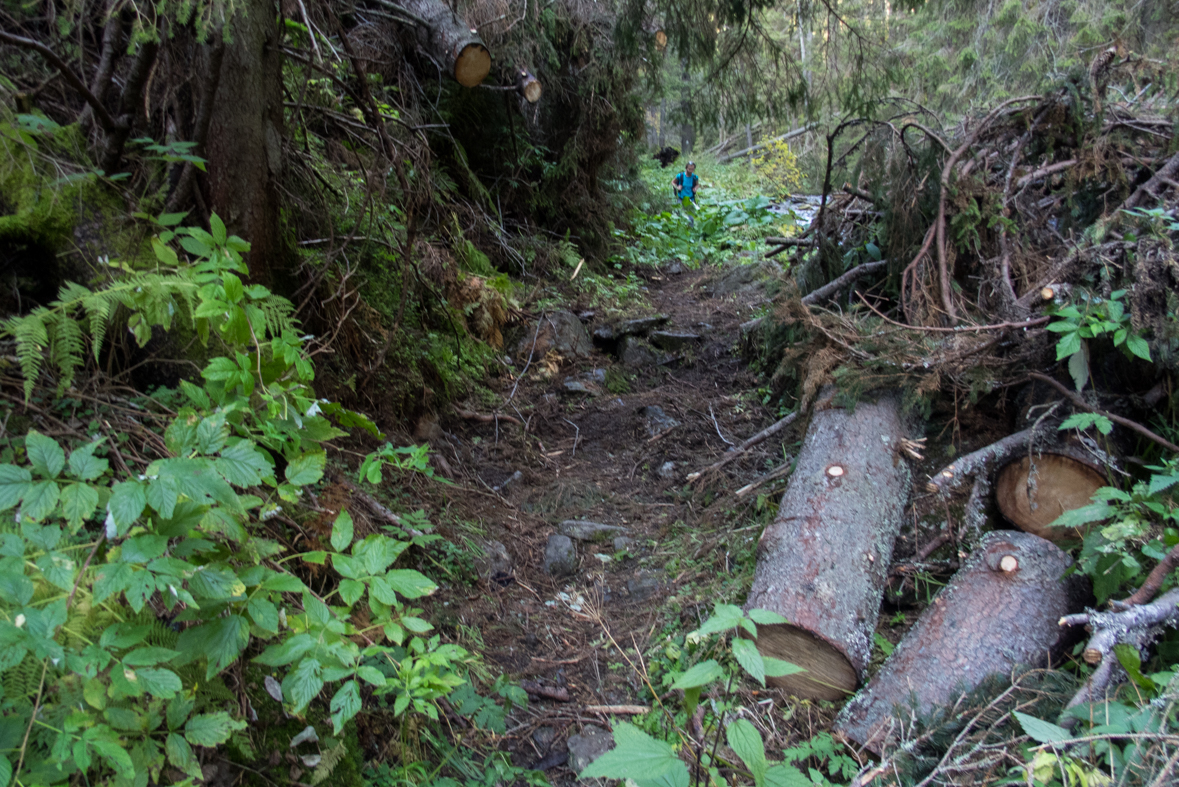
559 519 628 542
543 534 578 576
650 330 701 351
473 539 512 580
566 725 614 775
707 260 781 298
642 405 680 437
618 336 658 367
627 571 661 601
562 368 607 395
617 314 669 335
514 310 592 360
657 461 676 479
613 536 636 552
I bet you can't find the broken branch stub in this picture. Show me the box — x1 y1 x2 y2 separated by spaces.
744 391 911 701
834 530 1090 755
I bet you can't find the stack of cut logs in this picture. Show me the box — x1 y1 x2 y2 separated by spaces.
742 388 1103 755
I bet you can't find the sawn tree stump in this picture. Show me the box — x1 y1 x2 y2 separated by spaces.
744 392 911 701
995 451 1106 542
833 530 1091 755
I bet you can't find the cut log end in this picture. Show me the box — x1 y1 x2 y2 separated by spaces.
516 69 542 103
995 454 1105 542
754 623 857 701
455 43 491 87
654 30 667 50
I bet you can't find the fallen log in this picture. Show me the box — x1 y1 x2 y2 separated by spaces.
801 260 888 306
719 123 816 164
834 531 1090 755
397 0 491 87
744 392 911 701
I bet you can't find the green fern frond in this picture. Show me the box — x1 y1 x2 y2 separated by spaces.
310 741 347 786
49 312 84 392
7 310 50 400
84 290 111 364
2 653 44 710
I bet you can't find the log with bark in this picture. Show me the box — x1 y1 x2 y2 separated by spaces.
744 391 912 701
834 530 1090 755
398 0 492 87
514 67 542 103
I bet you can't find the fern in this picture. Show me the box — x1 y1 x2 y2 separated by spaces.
310 741 347 786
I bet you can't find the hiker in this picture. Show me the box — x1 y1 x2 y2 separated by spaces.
672 161 702 205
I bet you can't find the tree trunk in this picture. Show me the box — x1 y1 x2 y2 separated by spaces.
834 530 1091 755
205 0 285 284
744 391 912 701
400 0 491 87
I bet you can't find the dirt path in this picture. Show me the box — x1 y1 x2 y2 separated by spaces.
421 260 795 776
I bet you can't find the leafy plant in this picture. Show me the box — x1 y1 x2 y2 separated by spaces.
0 218 468 787
579 603 815 787
1046 290 1151 391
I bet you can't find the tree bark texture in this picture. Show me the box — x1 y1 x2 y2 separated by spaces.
834 530 1091 755
205 0 285 284
744 392 912 701
400 0 491 87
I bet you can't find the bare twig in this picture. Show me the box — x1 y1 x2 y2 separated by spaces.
0 30 119 132
1027 373 1179 454
686 411 801 482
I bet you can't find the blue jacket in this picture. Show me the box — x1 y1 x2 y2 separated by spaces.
674 171 699 199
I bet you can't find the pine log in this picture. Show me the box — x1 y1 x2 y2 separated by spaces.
834 530 1090 755
994 452 1106 541
399 0 491 87
744 392 912 701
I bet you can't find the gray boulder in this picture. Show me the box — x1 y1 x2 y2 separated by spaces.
642 405 680 437
543 535 578 577
515 310 592 360
473 540 512 580
650 331 701 351
567 725 614 775
618 336 658 367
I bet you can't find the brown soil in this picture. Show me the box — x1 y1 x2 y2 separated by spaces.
397 263 807 776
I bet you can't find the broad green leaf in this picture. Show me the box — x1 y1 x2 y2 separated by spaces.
26 430 65 478
254 632 314 666
248 597 280 633
181 615 250 679
121 535 169 563
90 737 134 777
384 569 437 599
401 616 433 633
1068 346 1089 392
166 732 203 780
1125 333 1152 362
580 722 681 780
337 579 365 607
108 481 147 533
136 667 183 698
0 564 34 605
1113 643 1157 692
1014 710 1072 744
93 562 135 604
1148 473 1179 496
632 762 691 787
35 552 75 591
167 693 195 730
260 573 305 592
695 604 745 636
354 535 409 575
330 680 361 734
21 481 59 521
764 657 806 678
0 753 11 787
184 712 247 747
727 719 766 786
732 637 766 686
188 565 246 600
59 483 100 529
21 522 61 551
356 665 386 686
285 452 326 486
764 764 813 787
122 647 180 667
68 442 109 481
216 440 273 486
331 510 354 552
0 464 32 510
671 660 725 689
747 609 788 626
282 657 324 712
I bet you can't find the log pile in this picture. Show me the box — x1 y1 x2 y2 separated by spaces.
398 0 491 87
834 530 1090 754
744 391 912 700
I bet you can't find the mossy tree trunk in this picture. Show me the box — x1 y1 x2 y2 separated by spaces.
204 0 286 284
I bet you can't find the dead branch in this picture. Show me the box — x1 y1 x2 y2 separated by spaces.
1027 373 1179 454
856 293 1050 333
454 408 522 426
1122 149 1179 210
685 410 801 482
802 260 888 305
1120 542 1179 607
0 29 120 132
927 427 1037 495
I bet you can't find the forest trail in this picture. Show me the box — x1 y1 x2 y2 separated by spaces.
419 256 793 776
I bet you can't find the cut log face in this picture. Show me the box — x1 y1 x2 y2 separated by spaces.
401 0 492 87
515 69 542 103
833 530 1090 755
995 453 1105 541
744 392 912 701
